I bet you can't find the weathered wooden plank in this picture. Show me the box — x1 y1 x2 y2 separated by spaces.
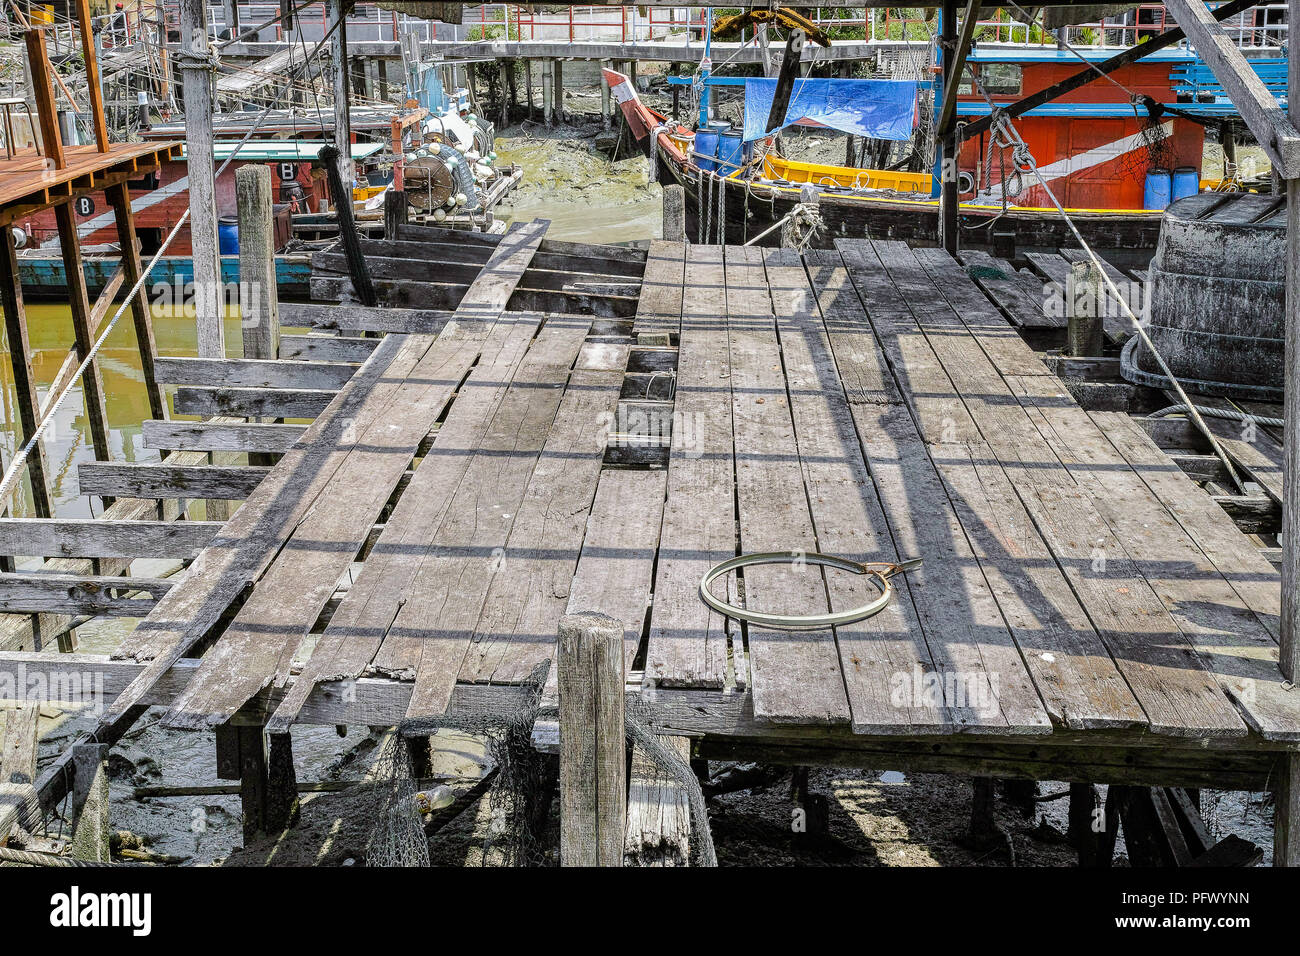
173 386 336 419
764 247 946 734
955 248 1064 330
316 248 637 291
400 321 592 718
633 240 686 337
102 331 418 721
567 469 668 677
1024 251 1130 342
802 248 900 405
1 702 38 784
835 241 980 443
912 247 1051 379
0 572 171 617
0 519 221 560
644 244 732 691
142 420 307 455
394 223 647 273
624 734 692 866
311 275 639 319
269 317 549 730
77 463 271 501
278 301 454 335
165 222 556 730
153 356 357 390
459 339 629 686
857 239 1245 738
727 245 849 726
1016 384 1296 739
278 333 380 363
164 320 520 730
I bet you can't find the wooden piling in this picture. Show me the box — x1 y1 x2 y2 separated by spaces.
558 612 626 866
1066 260 1105 357
236 165 279 366
0 227 54 518
542 60 554 127
600 59 612 131
328 0 353 185
179 0 224 360
662 184 686 243
105 182 168 424
68 743 110 861
384 188 408 242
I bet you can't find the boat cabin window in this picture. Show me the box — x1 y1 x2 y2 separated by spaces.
957 64 1022 97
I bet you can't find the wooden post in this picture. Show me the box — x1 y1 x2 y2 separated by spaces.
1068 782 1100 866
662 184 686 242
236 165 279 365
1275 0 1300 869
68 743 110 861
105 182 168 425
179 0 223 360
938 0 959 254
600 59 612 130
383 188 408 241
73 0 109 152
558 612 626 866
554 59 564 124
0 227 54 518
542 60 554 127
525 60 534 122
23 29 64 169
328 0 353 185
218 719 296 841
54 203 114 474
221 0 240 40
497 59 509 128
1066 260 1105 357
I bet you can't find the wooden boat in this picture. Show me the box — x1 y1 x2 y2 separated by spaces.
605 38 1274 253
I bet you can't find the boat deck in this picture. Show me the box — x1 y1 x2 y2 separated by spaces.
0 224 1294 794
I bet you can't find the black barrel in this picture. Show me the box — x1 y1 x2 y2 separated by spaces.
1126 192 1286 400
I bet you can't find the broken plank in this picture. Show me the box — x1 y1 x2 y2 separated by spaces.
0 572 171 617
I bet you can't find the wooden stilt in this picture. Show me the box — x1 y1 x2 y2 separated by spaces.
54 202 114 475
0 228 54 518
558 612 625 866
105 182 168 424
68 743 111 861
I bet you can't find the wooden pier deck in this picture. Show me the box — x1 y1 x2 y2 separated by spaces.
1 222 1297 855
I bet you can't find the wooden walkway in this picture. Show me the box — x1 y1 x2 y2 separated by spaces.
1 224 1296 804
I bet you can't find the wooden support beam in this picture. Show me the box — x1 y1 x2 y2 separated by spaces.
938 0 959 254
0 571 171 617
328 0 352 184
54 201 114 475
1165 0 1300 178
935 0 979 137
624 734 692 866
67 743 110 861
154 356 356 390
23 28 64 169
558 613 626 866
173 386 336 419
77 462 270 501
105 182 168 424
0 226 54 518
142 420 306 454
0 518 220 560
0 702 39 841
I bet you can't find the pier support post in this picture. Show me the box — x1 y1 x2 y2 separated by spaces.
236 165 279 371
662 184 686 242
600 59 612 130
542 60 554 127
178 0 224 361
0 225 54 517
1277 0 1300 868
553 59 565 124
220 0 239 39
384 188 408 241
558 612 626 866
1066 261 1105 357
524 59 534 121
938 0 959 254
68 744 111 862
106 182 168 424
328 0 353 185
498 59 509 128
218 720 298 843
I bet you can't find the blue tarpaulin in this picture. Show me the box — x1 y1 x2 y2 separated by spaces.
741 78 918 143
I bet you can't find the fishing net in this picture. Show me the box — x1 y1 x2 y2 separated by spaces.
1115 111 1178 183
363 667 717 867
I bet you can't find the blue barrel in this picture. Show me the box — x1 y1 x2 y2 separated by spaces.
218 216 239 255
707 120 731 132
716 130 744 173
694 128 719 172
1172 166 1200 201
1144 168 1172 211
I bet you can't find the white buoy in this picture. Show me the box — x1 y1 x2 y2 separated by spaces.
433 208 447 221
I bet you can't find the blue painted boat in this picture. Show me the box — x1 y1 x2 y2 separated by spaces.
17 254 313 300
